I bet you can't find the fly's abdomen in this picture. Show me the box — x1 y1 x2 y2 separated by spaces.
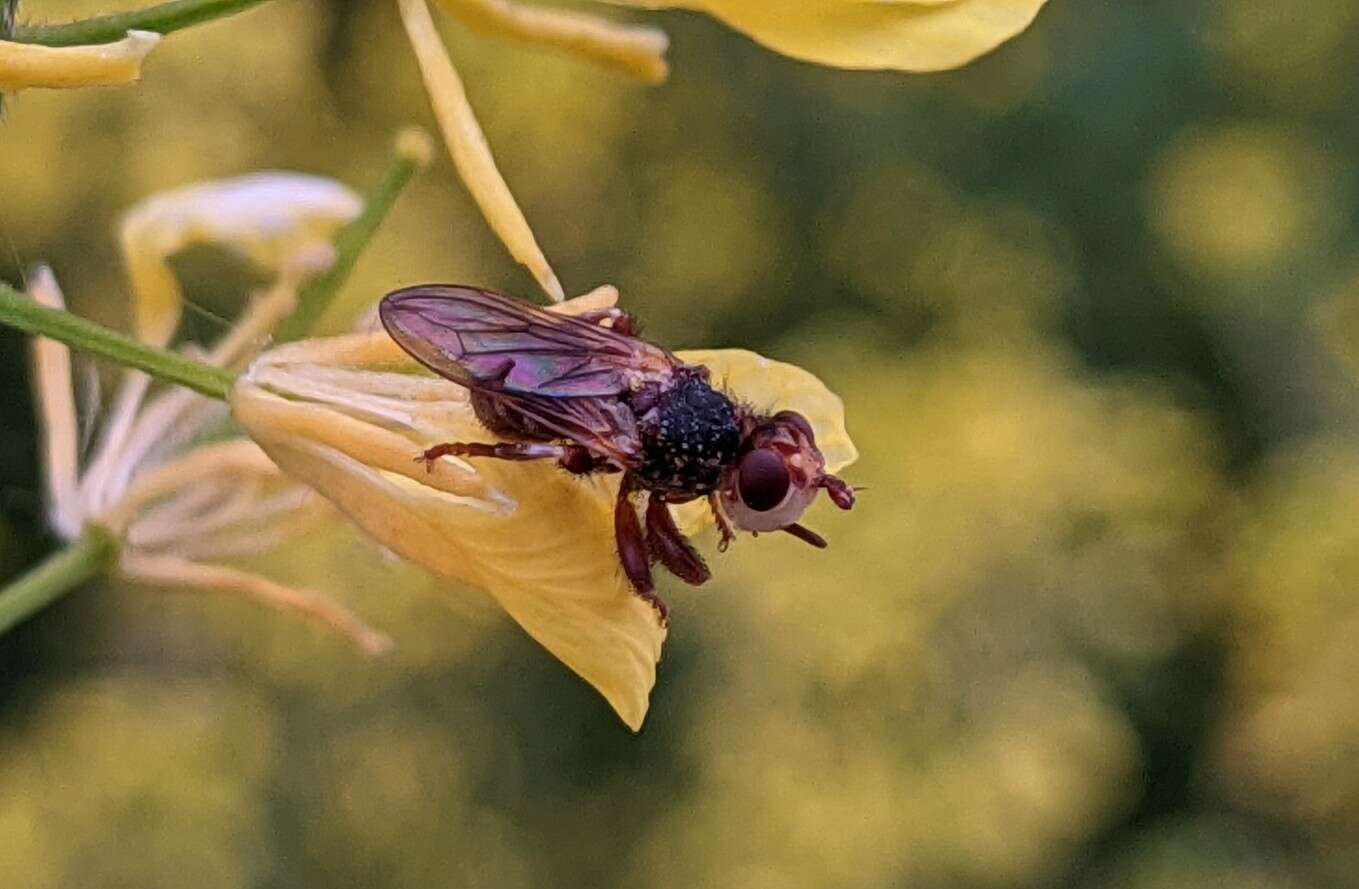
634 373 742 495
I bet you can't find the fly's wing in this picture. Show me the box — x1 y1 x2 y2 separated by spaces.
495 391 646 468
379 285 678 398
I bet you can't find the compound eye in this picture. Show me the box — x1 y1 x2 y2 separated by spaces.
736 448 791 512
773 410 815 442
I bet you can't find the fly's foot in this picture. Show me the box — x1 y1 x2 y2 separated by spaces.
633 586 670 628
708 494 735 552
417 442 472 472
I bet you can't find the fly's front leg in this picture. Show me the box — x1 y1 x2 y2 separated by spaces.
708 493 735 552
615 475 668 625
576 307 640 337
418 441 595 473
646 494 710 586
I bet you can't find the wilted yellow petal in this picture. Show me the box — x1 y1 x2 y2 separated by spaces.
119 173 361 347
607 0 1048 71
437 0 669 83
229 300 855 728
397 0 565 301
0 30 160 91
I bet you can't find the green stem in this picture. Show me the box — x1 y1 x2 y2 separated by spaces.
275 137 426 342
0 527 119 635
0 282 236 399
11 0 271 46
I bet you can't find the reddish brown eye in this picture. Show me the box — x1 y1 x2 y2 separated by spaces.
737 448 791 512
774 410 815 442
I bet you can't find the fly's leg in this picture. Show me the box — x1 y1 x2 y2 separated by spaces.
708 493 735 552
615 475 667 625
646 493 710 586
418 441 600 474
576 307 639 337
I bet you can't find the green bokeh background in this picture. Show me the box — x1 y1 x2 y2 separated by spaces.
5 1 1359 886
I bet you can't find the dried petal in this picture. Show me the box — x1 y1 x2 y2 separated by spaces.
119 173 361 347
0 30 159 92
605 0 1048 71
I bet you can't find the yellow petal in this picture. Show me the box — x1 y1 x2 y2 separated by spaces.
436 0 669 84
606 0 1048 71
0 30 160 91
397 0 565 301
119 173 361 347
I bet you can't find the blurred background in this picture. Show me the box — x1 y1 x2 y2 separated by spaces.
4 0 1359 886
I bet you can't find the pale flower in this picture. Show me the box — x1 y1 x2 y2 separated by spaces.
24 173 390 654
230 285 856 729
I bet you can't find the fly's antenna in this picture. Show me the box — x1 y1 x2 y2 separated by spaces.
818 473 856 510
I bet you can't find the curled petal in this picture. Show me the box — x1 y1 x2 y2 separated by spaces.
436 0 669 83
397 0 565 301
119 173 361 347
606 0 1048 71
0 30 159 91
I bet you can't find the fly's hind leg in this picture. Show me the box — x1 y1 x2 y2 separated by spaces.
418 441 600 474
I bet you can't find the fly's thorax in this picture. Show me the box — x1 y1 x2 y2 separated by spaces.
631 370 742 495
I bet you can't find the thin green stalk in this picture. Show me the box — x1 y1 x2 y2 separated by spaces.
11 0 271 46
0 527 119 635
275 137 428 343
0 282 236 399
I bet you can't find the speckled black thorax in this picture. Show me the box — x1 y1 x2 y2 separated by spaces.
629 369 742 497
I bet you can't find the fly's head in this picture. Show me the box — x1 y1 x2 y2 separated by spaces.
720 410 855 535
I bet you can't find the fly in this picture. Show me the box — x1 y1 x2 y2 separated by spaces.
379 285 856 623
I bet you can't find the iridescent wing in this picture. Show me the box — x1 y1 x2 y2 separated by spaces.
490 390 645 468
378 285 679 398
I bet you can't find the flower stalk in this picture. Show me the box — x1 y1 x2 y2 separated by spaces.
0 526 119 634
10 0 271 47
0 283 236 398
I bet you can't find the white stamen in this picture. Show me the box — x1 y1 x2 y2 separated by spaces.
26 267 82 541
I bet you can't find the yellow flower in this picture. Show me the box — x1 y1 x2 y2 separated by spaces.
0 30 160 92
230 285 856 729
608 0 1051 71
25 173 389 655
